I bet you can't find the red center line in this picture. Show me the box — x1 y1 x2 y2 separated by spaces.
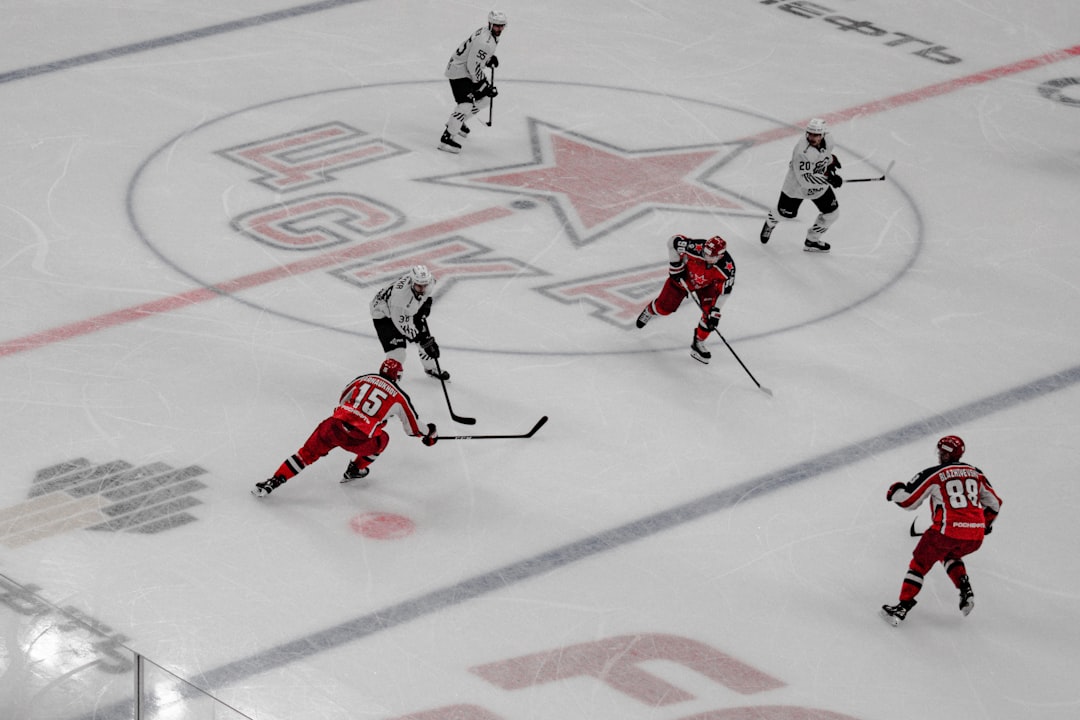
0 206 513 357
4 43 1079 359
742 43 1080 146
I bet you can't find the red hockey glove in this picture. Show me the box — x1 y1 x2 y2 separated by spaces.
422 423 438 447
983 508 998 534
886 482 904 501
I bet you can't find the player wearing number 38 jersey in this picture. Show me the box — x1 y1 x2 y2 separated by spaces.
880 435 1003 626
252 359 438 497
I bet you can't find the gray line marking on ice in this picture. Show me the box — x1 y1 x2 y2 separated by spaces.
70 363 1079 720
0 0 368 85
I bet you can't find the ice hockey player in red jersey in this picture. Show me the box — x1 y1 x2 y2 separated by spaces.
252 359 438 497
759 118 843 253
880 435 1003 626
634 234 736 364
438 10 506 153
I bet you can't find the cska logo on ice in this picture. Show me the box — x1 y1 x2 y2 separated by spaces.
130 81 909 349
203 107 758 331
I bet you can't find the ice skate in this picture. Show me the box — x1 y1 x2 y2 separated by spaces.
958 575 975 616
803 238 831 253
341 461 370 484
880 599 916 627
759 221 774 244
635 308 653 328
690 336 711 364
252 475 286 497
438 129 462 154
425 367 450 381
457 124 471 139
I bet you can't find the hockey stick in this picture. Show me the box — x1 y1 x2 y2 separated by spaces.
486 67 495 127
690 293 773 396
438 415 548 441
433 356 476 425
713 330 773 397
846 160 895 183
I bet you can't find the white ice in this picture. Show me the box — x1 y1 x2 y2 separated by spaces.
1 1 1079 719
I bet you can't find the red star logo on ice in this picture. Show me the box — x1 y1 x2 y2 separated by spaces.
424 119 752 246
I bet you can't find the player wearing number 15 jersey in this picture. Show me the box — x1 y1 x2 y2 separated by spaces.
880 435 1003 625
252 359 438 497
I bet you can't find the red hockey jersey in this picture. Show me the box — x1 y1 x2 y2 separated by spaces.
332 373 425 437
888 462 1002 541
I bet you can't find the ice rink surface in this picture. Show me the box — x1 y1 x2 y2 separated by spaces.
1 1 1079 718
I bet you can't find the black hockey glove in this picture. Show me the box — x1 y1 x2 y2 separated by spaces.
703 312 721 331
827 174 843 188
419 334 440 359
422 423 438 446
416 296 432 322
487 55 499 68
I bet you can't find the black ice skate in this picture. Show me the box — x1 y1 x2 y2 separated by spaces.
690 336 711 364
958 575 975 616
759 221 774 244
803 238 831 253
438 129 462 154
341 461 370 484
252 475 286 497
880 599 917 627
457 124 471 139
425 367 451 381
635 308 653 328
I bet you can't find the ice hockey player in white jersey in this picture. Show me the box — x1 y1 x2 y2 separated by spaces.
759 118 844 253
369 265 449 380
438 10 506 153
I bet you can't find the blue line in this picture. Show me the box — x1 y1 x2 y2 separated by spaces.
0 0 368 85
71 363 1080 719
144 364 1080 711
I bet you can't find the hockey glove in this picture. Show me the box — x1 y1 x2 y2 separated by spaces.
886 482 904 501
983 508 998 534
422 423 438 446
829 155 841 172
827 174 843 188
703 312 721 331
487 55 499 69
419 334 440 359
416 296 432 323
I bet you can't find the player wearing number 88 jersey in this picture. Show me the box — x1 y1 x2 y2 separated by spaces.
880 435 1003 625
251 360 438 497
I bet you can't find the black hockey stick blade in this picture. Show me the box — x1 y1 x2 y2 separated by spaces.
846 160 895 183
433 357 475 425
440 415 548 441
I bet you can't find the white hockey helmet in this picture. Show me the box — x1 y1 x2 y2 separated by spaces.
805 118 828 135
409 264 433 287
488 10 508 26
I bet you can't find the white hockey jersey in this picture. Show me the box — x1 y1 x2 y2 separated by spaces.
369 274 437 338
445 25 499 85
780 134 837 200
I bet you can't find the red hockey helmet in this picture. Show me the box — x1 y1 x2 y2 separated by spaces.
702 236 726 262
937 435 965 463
379 358 403 382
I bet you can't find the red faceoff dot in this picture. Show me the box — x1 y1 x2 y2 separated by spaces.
350 512 415 539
